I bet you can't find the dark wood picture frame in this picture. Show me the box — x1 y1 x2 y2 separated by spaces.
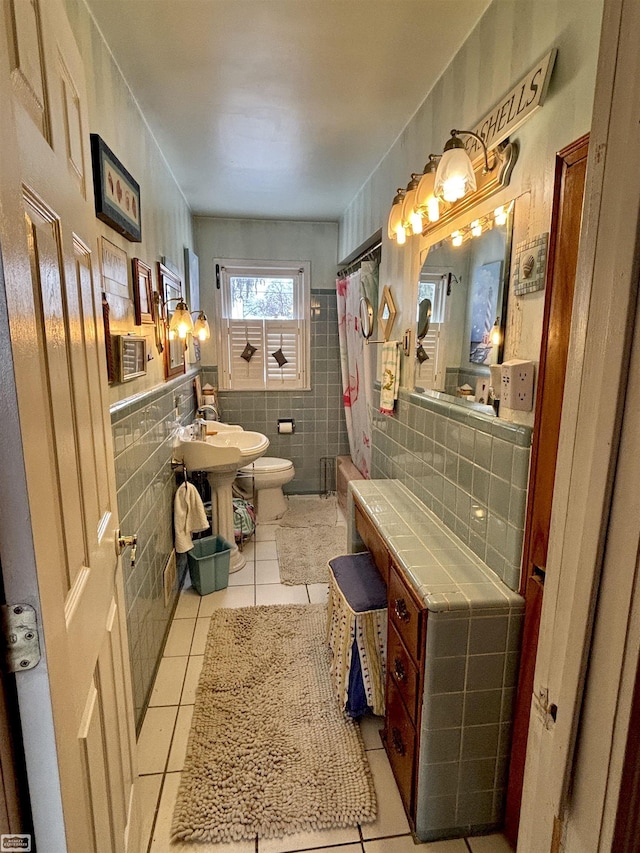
132 258 154 325
90 134 142 242
157 262 185 379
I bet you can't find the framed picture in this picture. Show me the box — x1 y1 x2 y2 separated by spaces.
184 247 200 310
469 260 502 365
90 134 141 242
157 261 185 379
132 258 154 325
100 237 129 299
101 292 115 383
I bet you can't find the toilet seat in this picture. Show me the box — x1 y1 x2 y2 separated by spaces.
239 457 293 475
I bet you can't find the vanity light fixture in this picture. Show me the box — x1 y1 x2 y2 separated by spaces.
434 129 492 203
490 317 502 347
494 205 508 225
192 310 211 342
387 187 407 245
401 174 424 236
414 156 441 224
169 299 194 339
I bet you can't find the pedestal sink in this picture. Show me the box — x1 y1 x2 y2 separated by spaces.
175 429 269 574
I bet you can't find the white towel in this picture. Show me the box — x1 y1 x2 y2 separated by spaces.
174 482 209 553
379 341 400 414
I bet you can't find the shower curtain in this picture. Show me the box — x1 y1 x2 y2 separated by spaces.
337 259 379 478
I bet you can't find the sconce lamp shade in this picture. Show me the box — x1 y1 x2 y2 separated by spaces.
435 133 477 202
401 174 423 236
415 158 440 223
387 188 407 244
193 311 210 341
169 299 194 339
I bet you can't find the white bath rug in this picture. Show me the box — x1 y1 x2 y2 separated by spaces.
276 524 347 585
171 603 376 843
278 494 339 528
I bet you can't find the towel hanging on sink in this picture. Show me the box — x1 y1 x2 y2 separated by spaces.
174 481 210 553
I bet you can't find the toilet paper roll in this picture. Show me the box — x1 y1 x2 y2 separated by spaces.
277 420 294 434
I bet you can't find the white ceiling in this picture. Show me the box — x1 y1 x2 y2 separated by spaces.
84 0 491 221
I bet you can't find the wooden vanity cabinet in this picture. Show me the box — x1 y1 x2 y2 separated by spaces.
353 497 426 827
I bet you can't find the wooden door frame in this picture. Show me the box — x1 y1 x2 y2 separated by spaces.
504 134 589 846
518 0 640 846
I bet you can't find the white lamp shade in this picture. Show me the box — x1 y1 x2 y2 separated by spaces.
415 169 440 222
387 194 405 241
169 301 194 339
401 187 423 235
193 312 210 341
434 147 477 202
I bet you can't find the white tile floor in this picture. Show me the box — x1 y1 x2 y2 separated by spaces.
138 508 513 853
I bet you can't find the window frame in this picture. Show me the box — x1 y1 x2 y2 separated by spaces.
215 258 311 391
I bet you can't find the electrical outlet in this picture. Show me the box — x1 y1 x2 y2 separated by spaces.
500 359 535 410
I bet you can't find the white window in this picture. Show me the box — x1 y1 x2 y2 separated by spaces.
216 259 310 391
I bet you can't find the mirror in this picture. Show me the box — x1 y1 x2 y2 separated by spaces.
378 285 397 342
359 296 374 339
157 262 186 379
417 298 432 339
414 202 514 411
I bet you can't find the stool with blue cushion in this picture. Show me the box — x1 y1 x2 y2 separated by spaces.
326 552 388 717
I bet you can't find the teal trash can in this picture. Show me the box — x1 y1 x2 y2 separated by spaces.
187 535 232 595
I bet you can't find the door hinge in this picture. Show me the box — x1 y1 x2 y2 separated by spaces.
534 685 558 730
1 604 41 673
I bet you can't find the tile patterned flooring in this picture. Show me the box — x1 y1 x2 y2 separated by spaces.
138 509 513 853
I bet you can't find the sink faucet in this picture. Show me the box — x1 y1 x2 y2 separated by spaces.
198 403 220 421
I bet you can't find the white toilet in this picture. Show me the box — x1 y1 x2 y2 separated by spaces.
235 457 295 522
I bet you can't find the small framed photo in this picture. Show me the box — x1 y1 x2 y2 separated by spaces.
132 258 154 325
90 134 141 242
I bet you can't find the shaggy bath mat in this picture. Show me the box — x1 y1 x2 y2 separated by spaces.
171 604 376 843
276 524 347 585
279 494 339 528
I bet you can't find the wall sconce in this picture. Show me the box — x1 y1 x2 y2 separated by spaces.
153 293 210 352
387 187 407 245
401 174 424 237
414 156 441 224
434 129 493 202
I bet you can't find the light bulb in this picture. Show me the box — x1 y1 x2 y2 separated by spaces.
409 209 423 235
471 219 482 237
427 196 440 223
490 318 502 346
494 206 507 225
387 188 405 242
193 312 210 341
435 144 477 202
451 230 463 247
442 175 466 202
396 225 407 245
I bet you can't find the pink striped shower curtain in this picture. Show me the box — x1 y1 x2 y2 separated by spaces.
336 260 379 478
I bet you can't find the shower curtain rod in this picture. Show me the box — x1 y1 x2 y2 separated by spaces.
338 240 382 278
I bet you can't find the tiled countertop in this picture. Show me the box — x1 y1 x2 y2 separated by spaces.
349 479 523 613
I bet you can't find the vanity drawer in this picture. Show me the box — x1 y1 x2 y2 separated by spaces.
384 676 416 818
388 622 420 723
388 565 423 662
355 502 390 586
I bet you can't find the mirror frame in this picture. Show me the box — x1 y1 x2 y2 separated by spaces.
414 201 515 413
378 285 397 342
359 295 374 340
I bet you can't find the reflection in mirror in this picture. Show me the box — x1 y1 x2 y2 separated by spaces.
414 202 514 413
417 298 432 340
359 296 374 339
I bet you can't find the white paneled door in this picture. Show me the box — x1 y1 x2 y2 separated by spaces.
0 1 139 851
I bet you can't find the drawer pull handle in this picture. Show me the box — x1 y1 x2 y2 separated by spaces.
394 598 410 622
391 727 406 756
393 657 407 682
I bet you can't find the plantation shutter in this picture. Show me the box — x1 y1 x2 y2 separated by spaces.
266 320 302 388
415 322 441 390
225 320 265 390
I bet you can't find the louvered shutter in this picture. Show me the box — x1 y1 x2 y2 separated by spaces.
266 320 302 388
225 320 265 390
415 322 441 390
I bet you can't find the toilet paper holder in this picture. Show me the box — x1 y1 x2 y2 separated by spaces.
277 418 295 434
